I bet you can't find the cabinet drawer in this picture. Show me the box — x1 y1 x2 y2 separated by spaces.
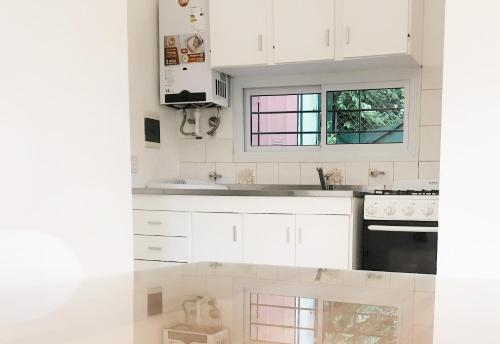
134 259 185 271
134 236 189 262
133 210 190 236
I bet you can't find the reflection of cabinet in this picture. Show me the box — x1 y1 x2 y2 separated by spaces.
209 0 270 67
191 213 243 263
273 0 335 63
296 215 349 269
243 214 296 266
339 0 411 58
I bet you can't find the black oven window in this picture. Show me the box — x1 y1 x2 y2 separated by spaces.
144 118 160 143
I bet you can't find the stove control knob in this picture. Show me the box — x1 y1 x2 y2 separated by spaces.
366 205 377 215
384 205 396 216
422 207 434 217
402 206 414 216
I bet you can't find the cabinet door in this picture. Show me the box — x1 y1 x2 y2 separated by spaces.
273 0 334 63
295 215 349 269
209 0 270 67
340 0 409 58
244 214 295 266
191 213 243 263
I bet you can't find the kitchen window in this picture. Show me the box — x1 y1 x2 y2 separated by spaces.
249 93 321 147
249 293 318 344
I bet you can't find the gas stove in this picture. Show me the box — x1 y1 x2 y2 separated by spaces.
364 180 439 221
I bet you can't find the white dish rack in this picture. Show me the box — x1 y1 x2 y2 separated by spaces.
163 325 228 344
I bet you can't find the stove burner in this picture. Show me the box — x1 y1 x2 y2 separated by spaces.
374 189 439 196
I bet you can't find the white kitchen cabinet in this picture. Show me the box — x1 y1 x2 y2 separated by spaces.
191 212 243 263
209 0 271 68
134 235 190 262
339 0 410 58
244 214 296 266
133 210 190 237
273 0 334 63
295 215 350 269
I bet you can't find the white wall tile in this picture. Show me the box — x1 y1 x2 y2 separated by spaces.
235 163 256 184
414 292 435 326
215 163 236 184
369 161 394 186
257 163 279 184
178 139 205 162
412 325 434 344
422 65 443 90
365 271 391 288
346 162 369 185
415 275 436 293
422 0 445 66
300 163 322 185
390 273 415 291
420 90 443 126
419 126 441 161
195 162 215 182
323 162 346 185
394 162 419 181
179 162 196 178
205 138 233 162
419 161 440 179
278 163 301 184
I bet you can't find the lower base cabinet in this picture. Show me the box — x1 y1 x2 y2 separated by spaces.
243 214 296 266
191 212 243 263
295 215 349 269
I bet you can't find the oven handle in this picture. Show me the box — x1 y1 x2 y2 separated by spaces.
368 225 438 233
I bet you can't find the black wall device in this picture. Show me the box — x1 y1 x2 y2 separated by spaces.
144 118 160 143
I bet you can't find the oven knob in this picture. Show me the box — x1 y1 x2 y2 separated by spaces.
422 207 434 217
402 206 414 216
384 205 396 216
366 205 377 215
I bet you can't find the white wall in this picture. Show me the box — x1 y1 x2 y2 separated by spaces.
434 0 500 342
0 1 133 343
172 0 444 186
128 0 179 188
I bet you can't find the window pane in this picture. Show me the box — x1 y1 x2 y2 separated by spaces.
256 325 295 344
360 131 404 144
298 134 319 146
360 88 405 109
333 90 360 110
258 113 298 133
257 294 296 307
299 112 320 132
331 133 360 144
299 310 315 329
299 94 320 111
253 305 296 327
256 133 298 146
252 94 298 113
251 134 259 146
298 329 315 344
360 110 404 131
336 111 360 132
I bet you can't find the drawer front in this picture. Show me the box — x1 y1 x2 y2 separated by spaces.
133 260 184 271
133 210 190 237
134 236 189 262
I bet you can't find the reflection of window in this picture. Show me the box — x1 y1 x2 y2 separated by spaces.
250 93 321 147
249 293 317 344
326 88 405 145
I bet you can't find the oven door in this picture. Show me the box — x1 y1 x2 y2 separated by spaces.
362 220 438 274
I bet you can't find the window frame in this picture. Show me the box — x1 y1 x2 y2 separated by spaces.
244 86 322 153
232 68 421 162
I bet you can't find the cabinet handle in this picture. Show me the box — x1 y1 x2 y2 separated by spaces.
147 221 162 225
298 227 303 245
286 227 290 244
147 246 163 251
233 225 237 242
258 34 263 51
345 26 350 44
326 29 330 47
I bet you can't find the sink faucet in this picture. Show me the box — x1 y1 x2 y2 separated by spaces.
316 168 338 190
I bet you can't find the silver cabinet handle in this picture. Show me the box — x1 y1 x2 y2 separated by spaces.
345 26 350 44
298 227 303 244
286 227 290 244
326 29 330 47
258 34 263 51
147 246 163 251
233 225 237 242
147 221 162 225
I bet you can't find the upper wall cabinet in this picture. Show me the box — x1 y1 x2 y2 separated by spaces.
273 0 335 63
209 0 271 67
339 0 414 58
